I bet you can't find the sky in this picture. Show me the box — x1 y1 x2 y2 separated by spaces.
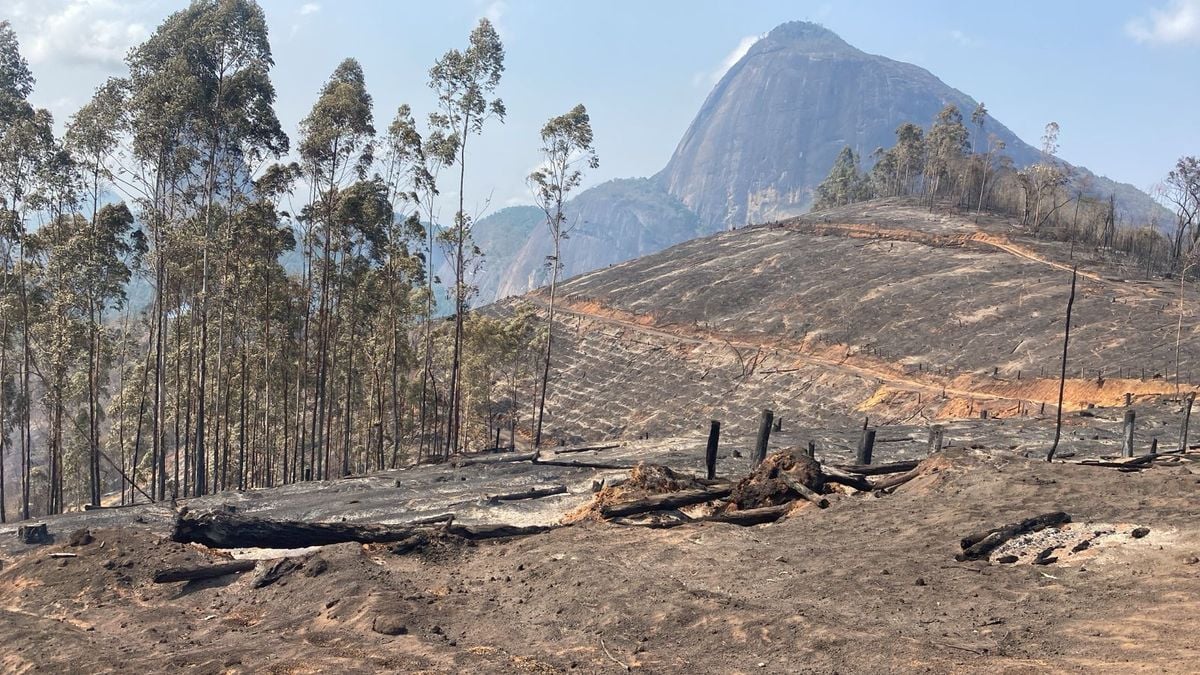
2 0 1199 214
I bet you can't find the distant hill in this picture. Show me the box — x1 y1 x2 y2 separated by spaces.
467 21 1174 305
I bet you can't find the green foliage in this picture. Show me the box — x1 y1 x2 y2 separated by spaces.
813 146 868 210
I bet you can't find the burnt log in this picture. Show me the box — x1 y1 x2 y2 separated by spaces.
833 460 920 475
486 485 568 503
779 472 829 508
173 509 553 549
455 451 539 467
153 560 256 583
173 509 431 548
533 459 637 470
599 486 733 519
552 444 620 455
957 512 1071 561
447 523 552 540
820 465 874 492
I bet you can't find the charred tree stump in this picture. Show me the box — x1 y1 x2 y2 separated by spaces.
1150 437 1159 455
806 441 816 459
856 428 876 465
1122 409 1136 458
753 410 774 467
705 420 721 480
17 524 49 545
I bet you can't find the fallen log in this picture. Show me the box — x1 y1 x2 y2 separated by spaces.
534 459 637 470
706 504 793 526
153 560 256 583
447 523 552 540
820 465 873 492
599 486 733 519
173 509 554 549
552 443 620 455
1077 449 1189 469
779 473 829 508
173 509 431 548
455 451 539 467
869 465 925 491
956 512 1071 561
615 504 791 529
834 460 920 476
486 485 568 503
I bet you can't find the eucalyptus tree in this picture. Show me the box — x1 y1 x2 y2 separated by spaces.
427 18 505 456
924 104 969 205
527 104 597 447
380 104 436 462
892 122 926 196
65 79 131 507
813 146 867 210
298 58 375 478
1165 156 1200 262
0 21 55 519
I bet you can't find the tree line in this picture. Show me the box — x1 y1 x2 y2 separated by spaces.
0 1 596 520
813 102 1194 277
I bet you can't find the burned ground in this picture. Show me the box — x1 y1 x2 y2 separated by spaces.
4 199 1200 673
2 443 1199 673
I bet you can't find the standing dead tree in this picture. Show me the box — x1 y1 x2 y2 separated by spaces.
1047 267 1078 462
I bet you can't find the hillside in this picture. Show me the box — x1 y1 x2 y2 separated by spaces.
500 198 1199 444
474 21 1171 304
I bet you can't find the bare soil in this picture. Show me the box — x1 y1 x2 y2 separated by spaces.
3 447 1199 673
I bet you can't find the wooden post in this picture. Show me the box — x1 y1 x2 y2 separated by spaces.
980 410 989 420
1124 392 1132 407
806 440 816 459
1179 393 1195 453
1047 268 1078 462
927 425 944 454
856 428 876 465
705 420 720 480
772 417 782 433
1122 409 1136 458
753 409 773 467
1150 437 1158 456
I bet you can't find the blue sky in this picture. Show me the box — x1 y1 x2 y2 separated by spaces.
4 0 1199 213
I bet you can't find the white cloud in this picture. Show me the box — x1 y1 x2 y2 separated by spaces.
479 0 509 38
299 2 320 16
948 29 980 48
1127 0 1200 44
7 0 151 71
702 33 764 87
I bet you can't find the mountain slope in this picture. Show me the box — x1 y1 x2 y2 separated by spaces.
495 199 1193 444
472 178 704 301
476 21 1169 304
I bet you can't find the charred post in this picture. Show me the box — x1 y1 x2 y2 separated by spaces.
753 409 774 467
705 420 720 480
856 428 876 465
